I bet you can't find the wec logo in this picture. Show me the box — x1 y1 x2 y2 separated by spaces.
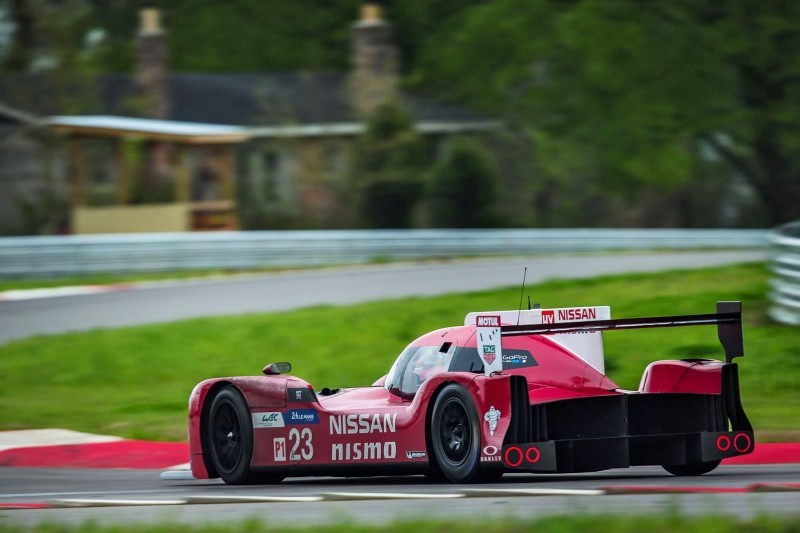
253 412 285 428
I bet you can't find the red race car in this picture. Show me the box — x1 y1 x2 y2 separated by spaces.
188 301 753 484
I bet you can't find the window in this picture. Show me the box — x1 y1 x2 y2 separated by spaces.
385 343 457 397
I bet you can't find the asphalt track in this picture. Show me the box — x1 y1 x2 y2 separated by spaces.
0 250 765 344
1 465 799 527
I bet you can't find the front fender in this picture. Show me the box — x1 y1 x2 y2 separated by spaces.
188 375 290 479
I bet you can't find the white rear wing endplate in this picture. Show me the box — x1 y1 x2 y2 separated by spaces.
466 307 611 374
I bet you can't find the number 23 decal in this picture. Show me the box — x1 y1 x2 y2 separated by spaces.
289 427 313 460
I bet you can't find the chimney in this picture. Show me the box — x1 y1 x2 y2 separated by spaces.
349 3 399 117
136 8 168 119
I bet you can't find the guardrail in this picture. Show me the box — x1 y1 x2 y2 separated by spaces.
769 222 800 325
0 228 768 279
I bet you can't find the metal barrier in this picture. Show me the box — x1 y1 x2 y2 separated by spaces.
769 222 800 325
0 228 768 278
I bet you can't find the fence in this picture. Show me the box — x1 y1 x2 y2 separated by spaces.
769 222 800 325
0 229 768 279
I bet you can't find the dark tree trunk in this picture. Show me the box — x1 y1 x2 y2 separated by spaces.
6 0 35 71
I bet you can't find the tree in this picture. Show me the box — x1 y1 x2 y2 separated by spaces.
352 102 428 228
4 0 36 71
428 136 501 228
411 0 800 225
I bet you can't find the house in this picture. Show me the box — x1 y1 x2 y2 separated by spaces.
0 101 66 235
0 4 496 234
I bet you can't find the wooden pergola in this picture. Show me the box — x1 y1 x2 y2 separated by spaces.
49 116 251 233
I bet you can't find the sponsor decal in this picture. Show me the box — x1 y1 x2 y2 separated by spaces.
483 406 501 436
476 315 500 327
329 413 397 435
542 310 555 324
482 344 496 365
253 412 285 428
286 409 319 425
288 388 316 403
476 315 503 375
406 451 426 459
558 308 597 321
481 445 501 462
273 437 287 461
501 349 539 369
332 441 397 461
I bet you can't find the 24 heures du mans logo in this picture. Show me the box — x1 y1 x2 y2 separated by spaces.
286 409 319 424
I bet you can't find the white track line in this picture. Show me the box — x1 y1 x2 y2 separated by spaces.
159 470 196 481
320 492 464 501
186 495 323 504
164 462 191 470
0 429 122 452
0 489 185 499
51 499 187 508
0 285 133 302
461 488 605 497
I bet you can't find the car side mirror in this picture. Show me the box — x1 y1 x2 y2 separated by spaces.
263 362 292 375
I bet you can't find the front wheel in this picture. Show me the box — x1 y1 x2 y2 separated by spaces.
430 384 482 483
662 460 721 477
207 386 283 484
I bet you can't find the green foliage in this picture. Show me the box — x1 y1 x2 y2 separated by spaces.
1 262 797 441
15 186 70 236
3 0 361 74
353 102 428 228
6 1 800 227
411 0 800 225
428 136 502 228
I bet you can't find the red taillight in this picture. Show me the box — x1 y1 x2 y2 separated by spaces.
734 433 751 453
525 447 540 464
716 435 731 451
504 446 523 467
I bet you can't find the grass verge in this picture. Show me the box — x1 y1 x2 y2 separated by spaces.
0 263 796 441
1 514 800 532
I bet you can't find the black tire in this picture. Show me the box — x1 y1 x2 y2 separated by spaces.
207 386 283 485
429 384 482 483
662 460 721 477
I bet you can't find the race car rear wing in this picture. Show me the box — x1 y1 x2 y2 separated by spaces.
500 301 744 364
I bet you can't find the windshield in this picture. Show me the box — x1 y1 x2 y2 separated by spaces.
384 343 457 397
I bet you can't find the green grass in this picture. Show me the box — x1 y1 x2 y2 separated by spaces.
1 514 799 532
0 263 797 441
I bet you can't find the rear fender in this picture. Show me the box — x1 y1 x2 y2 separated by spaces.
638 359 724 394
413 372 514 466
466 374 515 464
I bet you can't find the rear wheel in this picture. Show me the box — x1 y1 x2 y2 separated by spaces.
430 384 482 483
207 386 283 484
662 460 721 476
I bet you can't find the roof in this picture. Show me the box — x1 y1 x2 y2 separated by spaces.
0 72 497 137
0 101 39 126
48 116 250 144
